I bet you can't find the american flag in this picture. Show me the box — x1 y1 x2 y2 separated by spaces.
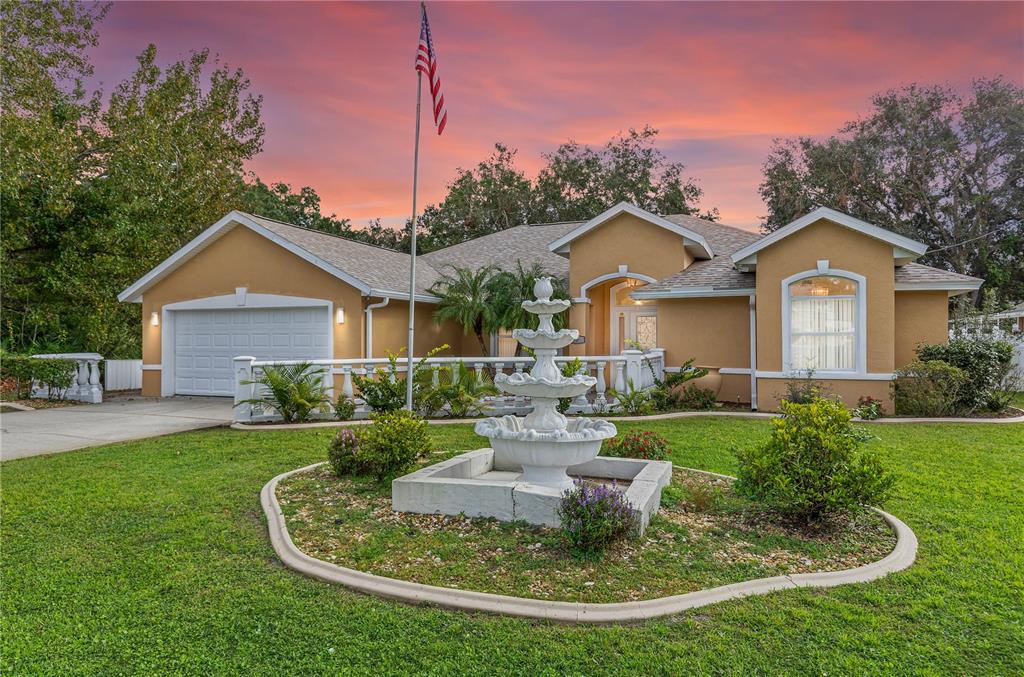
415 3 447 135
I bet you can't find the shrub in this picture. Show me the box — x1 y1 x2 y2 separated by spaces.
854 395 884 420
602 430 670 460
237 362 331 423
916 337 1014 412
892 360 970 417
356 409 431 481
679 385 716 410
327 428 361 476
558 479 637 557
418 361 499 418
608 380 652 416
355 345 449 413
781 369 829 404
735 397 896 523
645 357 708 412
557 357 583 414
33 358 77 400
0 355 77 400
334 395 357 421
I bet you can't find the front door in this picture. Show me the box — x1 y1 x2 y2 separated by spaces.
609 281 658 353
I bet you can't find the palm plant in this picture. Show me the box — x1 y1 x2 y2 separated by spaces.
419 361 500 418
489 262 571 343
429 265 500 355
237 362 331 423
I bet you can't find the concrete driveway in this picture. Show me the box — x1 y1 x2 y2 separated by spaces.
1 397 234 461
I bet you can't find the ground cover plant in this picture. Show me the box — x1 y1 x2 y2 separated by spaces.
2 419 1022 674
275 464 891 601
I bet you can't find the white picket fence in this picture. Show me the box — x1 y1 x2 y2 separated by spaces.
104 359 143 391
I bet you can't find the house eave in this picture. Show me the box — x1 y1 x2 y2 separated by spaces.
547 202 714 260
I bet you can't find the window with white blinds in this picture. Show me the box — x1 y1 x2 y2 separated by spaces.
788 276 858 371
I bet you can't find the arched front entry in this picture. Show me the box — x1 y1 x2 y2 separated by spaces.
569 268 659 356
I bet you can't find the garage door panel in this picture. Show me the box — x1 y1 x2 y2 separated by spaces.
173 306 329 396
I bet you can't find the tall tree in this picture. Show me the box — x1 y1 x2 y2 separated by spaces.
760 79 1024 304
1 1 264 355
531 126 717 223
418 143 533 251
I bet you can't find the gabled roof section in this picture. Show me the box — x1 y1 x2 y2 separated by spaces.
547 202 714 260
118 211 441 303
423 221 578 278
730 207 928 270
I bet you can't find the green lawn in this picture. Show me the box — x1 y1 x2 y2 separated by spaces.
2 419 1022 675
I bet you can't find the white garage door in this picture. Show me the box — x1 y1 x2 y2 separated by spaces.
173 307 330 396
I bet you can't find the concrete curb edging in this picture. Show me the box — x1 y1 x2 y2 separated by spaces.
235 407 1024 431
261 462 918 623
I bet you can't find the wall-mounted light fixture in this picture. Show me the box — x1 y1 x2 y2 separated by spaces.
336 307 346 324
150 311 160 327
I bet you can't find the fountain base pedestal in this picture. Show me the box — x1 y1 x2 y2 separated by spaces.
392 449 672 534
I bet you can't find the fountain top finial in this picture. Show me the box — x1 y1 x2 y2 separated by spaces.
533 276 553 302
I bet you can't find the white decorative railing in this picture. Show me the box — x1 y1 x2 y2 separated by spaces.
233 348 667 423
31 352 104 403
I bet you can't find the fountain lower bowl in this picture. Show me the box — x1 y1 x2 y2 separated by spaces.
474 416 617 489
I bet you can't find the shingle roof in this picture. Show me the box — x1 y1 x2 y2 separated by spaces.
639 218 761 293
422 221 579 278
246 210 982 300
893 261 983 286
245 213 442 297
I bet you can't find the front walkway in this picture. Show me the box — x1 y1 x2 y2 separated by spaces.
0 397 234 461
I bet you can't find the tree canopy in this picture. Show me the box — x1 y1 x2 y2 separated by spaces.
760 79 1024 304
2 0 264 356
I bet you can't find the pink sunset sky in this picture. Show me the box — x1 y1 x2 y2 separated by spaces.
91 1 1022 232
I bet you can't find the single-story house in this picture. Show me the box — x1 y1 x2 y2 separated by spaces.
119 202 983 410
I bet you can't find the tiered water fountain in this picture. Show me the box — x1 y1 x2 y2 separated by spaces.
474 277 616 489
392 277 671 532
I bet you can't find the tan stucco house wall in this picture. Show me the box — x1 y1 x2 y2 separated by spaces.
121 203 981 407
894 291 949 368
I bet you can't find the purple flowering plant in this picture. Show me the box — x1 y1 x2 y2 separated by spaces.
557 479 638 557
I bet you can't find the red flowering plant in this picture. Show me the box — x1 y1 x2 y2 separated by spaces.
602 430 671 461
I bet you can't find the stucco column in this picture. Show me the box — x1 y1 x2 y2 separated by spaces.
567 303 588 356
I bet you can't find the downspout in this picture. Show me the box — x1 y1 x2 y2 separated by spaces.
364 297 390 359
749 293 758 410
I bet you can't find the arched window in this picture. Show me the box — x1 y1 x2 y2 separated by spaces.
783 272 864 373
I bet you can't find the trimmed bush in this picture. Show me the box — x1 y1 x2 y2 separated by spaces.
893 360 970 417
356 409 432 481
327 428 361 476
679 385 716 410
916 337 1014 411
0 355 76 400
735 397 896 523
558 479 637 557
334 395 356 421
602 430 671 460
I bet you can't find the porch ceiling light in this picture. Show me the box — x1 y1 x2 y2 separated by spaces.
150 311 160 327
336 307 346 324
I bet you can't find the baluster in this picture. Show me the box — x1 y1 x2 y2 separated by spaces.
614 360 627 395
342 366 354 400
473 362 484 384
75 360 89 401
570 361 590 412
514 362 526 408
595 360 607 409
431 364 440 388
493 362 505 408
86 359 103 403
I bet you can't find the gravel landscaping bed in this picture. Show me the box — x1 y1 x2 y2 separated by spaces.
276 464 895 604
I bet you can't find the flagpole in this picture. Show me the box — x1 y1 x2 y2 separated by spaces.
404 67 423 411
